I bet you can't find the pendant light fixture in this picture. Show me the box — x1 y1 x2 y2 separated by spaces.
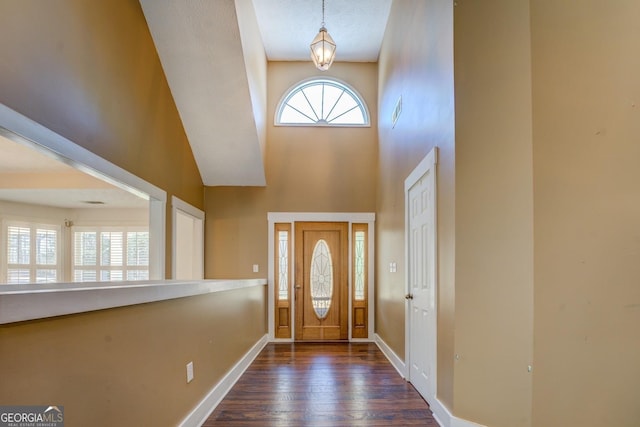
310 0 336 71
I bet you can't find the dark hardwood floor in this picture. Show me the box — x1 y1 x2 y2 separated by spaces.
202 342 437 426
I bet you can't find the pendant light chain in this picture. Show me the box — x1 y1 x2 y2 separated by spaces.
321 0 325 27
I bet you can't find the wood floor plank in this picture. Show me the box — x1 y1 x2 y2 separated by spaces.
202 342 437 426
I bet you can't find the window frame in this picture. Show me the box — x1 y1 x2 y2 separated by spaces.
71 225 150 282
275 77 371 127
0 104 263 327
3 220 62 284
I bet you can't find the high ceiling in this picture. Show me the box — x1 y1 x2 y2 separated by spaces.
252 0 392 62
0 0 392 208
140 0 392 186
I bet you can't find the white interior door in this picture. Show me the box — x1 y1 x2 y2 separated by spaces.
405 148 437 402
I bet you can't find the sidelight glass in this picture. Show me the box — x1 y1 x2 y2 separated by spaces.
354 231 365 300
278 230 289 300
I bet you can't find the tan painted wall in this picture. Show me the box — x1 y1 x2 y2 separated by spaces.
0 286 267 426
454 1 534 426
530 1 640 426
377 0 456 407
0 0 204 277
4 1 637 426
205 62 378 278
0 2 264 426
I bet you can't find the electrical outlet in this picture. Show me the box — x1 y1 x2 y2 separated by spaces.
186 361 194 383
252 264 259 273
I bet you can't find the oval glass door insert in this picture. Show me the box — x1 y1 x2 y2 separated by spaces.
310 239 333 319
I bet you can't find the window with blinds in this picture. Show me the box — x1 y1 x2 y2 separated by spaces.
73 227 149 282
5 223 60 284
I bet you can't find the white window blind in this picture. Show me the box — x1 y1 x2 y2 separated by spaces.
73 227 149 282
8 226 30 265
6 223 60 284
127 231 149 267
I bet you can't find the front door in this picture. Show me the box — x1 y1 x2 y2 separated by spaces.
294 222 348 340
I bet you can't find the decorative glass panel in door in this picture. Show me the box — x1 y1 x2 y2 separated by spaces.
295 222 348 341
310 239 333 319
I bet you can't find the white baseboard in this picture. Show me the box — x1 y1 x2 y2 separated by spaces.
178 334 269 427
374 334 485 427
374 333 406 379
430 398 487 427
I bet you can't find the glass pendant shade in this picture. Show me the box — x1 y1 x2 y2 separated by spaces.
310 27 336 71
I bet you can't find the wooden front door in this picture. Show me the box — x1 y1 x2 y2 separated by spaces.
295 222 348 341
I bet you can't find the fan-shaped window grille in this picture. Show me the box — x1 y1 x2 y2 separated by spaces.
276 78 370 127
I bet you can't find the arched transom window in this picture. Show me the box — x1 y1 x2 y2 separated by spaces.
276 78 370 127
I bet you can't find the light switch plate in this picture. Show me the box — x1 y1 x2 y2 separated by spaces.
186 361 194 383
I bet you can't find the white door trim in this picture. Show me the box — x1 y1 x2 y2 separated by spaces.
267 212 375 342
171 196 205 280
404 147 438 401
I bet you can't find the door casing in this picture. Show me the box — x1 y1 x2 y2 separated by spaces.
267 212 375 342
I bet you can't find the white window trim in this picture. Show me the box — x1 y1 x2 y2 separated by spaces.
0 104 268 325
274 77 371 127
0 103 166 280
0 278 267 324
0 102 192 323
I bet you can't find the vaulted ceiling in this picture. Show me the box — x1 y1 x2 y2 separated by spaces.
140 0 392 186
0 0 392 207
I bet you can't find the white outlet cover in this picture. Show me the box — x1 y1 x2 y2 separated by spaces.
186 361 194 383
252 264 259 273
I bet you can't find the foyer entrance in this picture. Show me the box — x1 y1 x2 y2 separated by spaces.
267 213 375 342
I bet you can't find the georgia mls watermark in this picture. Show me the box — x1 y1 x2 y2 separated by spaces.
0 406 63 427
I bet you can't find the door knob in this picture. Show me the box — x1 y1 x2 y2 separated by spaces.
295 285 301 289
405 294 413 300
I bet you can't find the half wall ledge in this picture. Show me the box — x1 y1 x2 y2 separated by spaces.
0 279 267 324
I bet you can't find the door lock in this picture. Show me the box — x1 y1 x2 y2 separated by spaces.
405 294 413 300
